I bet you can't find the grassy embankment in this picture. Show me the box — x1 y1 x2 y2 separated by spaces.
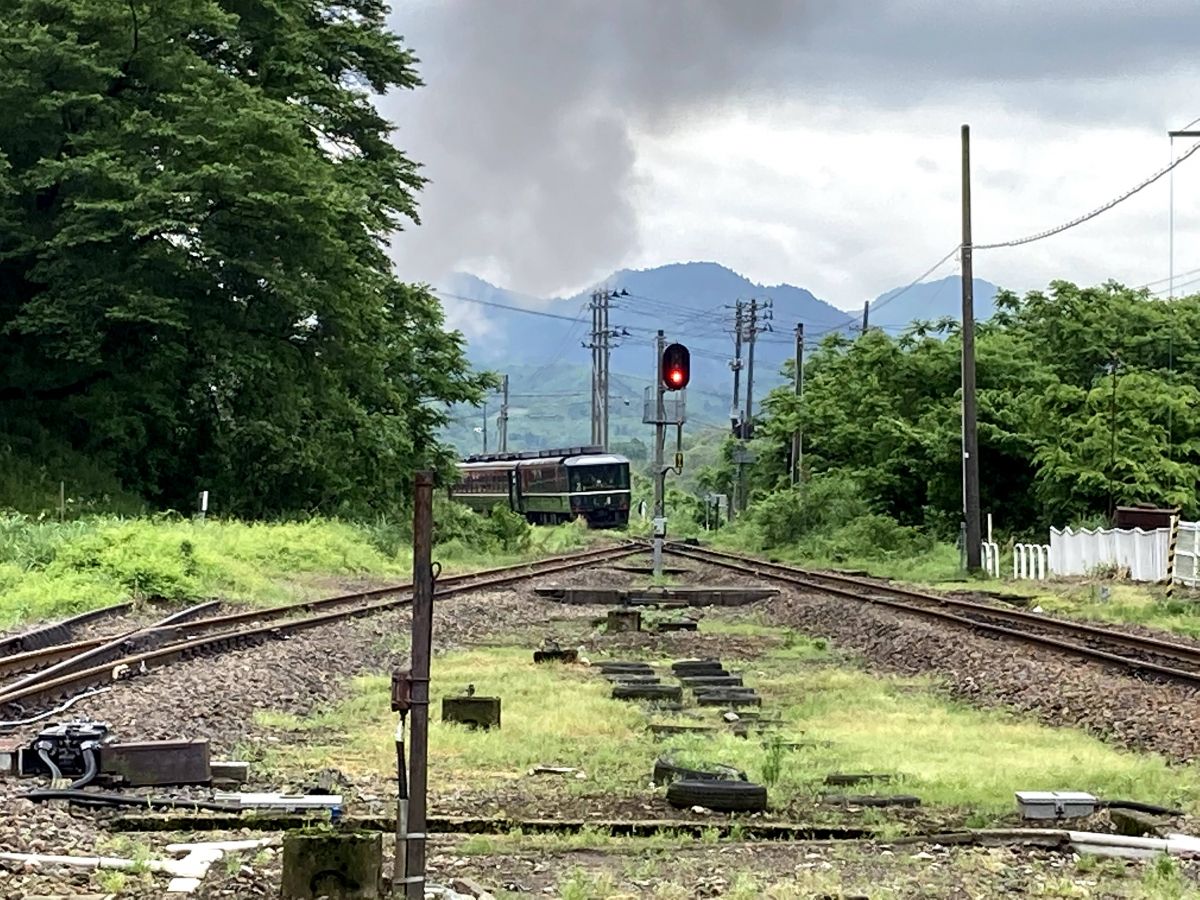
0 505 592 630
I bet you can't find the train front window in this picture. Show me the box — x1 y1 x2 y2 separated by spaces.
569 464 628 492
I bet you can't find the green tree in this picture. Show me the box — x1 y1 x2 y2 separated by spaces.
0 0 489 515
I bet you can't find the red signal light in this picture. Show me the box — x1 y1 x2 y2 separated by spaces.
661 343 690 391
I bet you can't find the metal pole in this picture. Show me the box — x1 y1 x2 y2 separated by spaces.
480 404 487 454
790 323 804 485
652 330 666 577
730 301 744 517
589 293 599 446
961 124 982 572
498 375 509 453
404 471 434 900
1170 133 1175 301
392 718 409 888
740 300 758 513
1108 354 1119 520
601 290 610 451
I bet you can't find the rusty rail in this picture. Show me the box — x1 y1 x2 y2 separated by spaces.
0 543 638 715
665 542 1200 687
0 544 634 682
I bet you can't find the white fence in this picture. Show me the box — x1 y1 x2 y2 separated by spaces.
1048 526 1171 583
1177 521 1200 588
1013 543 1050 580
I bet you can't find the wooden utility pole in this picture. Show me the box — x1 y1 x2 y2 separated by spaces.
498 374 509 453
790 323 804 485
961 124 982 572
403 471 434 900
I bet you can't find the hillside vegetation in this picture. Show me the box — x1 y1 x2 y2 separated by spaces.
692 281 1200 570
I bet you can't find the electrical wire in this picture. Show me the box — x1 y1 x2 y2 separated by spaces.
976 141 1200 250
432 289 586 323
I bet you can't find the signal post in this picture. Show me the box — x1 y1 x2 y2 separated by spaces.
648 332 690 577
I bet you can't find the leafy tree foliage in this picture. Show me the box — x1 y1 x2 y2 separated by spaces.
704 281 1200 538
0 0 489 515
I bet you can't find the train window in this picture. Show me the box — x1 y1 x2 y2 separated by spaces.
569 464 629 492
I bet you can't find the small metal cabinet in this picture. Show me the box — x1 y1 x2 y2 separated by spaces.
1015 790 1098 820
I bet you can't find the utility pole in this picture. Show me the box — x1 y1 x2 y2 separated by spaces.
960 124 982 572
585 289 615 451
862 301 870 334
403 471 434 900
790 323 804 485
479 404 488 454
588 292 601 447
652 329 666 575
1108 353 1120 520
498 374 509 453
744 298 758 445
600 289 610 451
730 300 744 436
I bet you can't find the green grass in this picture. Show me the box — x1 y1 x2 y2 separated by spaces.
252 637 1200 823
0 511 592 629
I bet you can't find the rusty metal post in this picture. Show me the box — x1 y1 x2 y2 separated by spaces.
404 471 435 900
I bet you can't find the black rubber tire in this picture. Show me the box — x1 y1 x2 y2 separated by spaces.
679 675 742 688
612 684 683 702
671 664 725 677
666 779 768 812
651 756 747 786
533 649 578 664
671 658 722 672
598 662 654 674
603 674 661 684
696 691 761 708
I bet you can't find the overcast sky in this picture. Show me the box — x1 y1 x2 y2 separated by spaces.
381 0 1200 316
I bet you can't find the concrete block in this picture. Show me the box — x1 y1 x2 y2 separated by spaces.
281 830 382 899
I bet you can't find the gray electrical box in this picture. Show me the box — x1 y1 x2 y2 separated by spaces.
1015 790 1097 820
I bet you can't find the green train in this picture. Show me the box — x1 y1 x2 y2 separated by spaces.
450 446 631 528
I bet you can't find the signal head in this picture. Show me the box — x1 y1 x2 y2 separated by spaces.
661 342 690 391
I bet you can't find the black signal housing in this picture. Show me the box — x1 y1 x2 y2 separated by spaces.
661 343 690 391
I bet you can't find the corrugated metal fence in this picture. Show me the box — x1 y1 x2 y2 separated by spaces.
1048 526 1172 583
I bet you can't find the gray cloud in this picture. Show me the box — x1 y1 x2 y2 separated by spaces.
383 0 1200 297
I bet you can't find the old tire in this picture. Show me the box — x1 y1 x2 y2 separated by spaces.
612 684 683 702
671 659 722 673
666 779 767 812
696 690 761 708
652 755 747 786
680 675 742 688
533 649 578 664
603 674 661 684
598 661 654 672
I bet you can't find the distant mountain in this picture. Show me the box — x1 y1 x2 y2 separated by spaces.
436 262 1001 455
868 275 999 330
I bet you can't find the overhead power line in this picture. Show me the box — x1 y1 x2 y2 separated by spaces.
976 140 1200 251
432 289 585 323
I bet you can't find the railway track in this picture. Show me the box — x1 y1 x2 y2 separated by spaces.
665 542 1200 688
0 543 638 716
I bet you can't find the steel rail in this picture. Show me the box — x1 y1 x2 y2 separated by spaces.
0 603 135 659
0 544 634 681
664 543 1200 687
0 544 639 713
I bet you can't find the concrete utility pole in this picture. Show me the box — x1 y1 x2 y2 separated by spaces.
790 322 804 485
744 298 758 444
730 300 744 436
960 124 982 572
585 289 617 451
403 471 434 900
498 374 509 453
479 404 488 454
652 329 667 575
862 300 870 334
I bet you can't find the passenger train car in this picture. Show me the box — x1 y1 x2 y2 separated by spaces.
450 446 631 528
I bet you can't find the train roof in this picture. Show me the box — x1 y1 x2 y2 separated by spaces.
561 454 628 467
457 447 630 469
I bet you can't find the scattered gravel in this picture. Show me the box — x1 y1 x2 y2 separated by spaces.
762 586 1200 762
